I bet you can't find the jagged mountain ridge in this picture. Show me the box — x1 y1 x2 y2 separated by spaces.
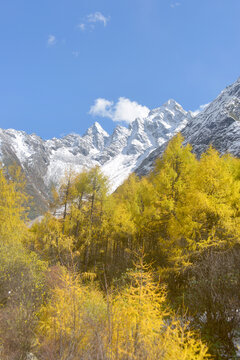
0 100 191 217
2 77 240 218
136 77 240 176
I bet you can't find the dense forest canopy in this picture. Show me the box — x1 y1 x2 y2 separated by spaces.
1 133 240 359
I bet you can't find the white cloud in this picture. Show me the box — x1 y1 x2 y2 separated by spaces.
89 98 114 118
113 98 150 123
89 97 150 124
170 2 181 8
191 103 210 117
87 12 110 27
77 23 85 31
77 12 110 31
47 34 56 46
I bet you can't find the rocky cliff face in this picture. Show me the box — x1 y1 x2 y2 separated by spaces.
136 77 240 176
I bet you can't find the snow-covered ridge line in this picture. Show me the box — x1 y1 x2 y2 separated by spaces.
0 99 191 216
5 74 240 218
136 77 240 177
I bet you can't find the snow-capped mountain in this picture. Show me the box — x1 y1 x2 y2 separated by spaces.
182 78 240 155
0 100 191 217
2 77 240 218
136 77 240 176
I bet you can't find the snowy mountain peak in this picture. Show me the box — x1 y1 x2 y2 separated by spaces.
114 124 129 133
83 122 109 151
110 125 129 141
136 77 240 178
129 117 145 130
163 98 183 110
84 121 109 137
148 99 188 120
4 76 240 219
0 97 192 217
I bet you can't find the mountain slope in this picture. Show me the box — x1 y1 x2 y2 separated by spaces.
2 77 240 218
183 78 240 156
0 100 191 217
136 77 240 176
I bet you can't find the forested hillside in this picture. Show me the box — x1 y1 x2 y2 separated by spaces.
1 133 240 359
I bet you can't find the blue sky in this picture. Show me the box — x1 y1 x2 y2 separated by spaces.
0 0 240 139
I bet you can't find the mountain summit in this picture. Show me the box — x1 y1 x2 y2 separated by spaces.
0 99 190 216
136 77 240 177
1 78 240 217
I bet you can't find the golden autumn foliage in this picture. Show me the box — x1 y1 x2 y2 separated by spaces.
0 237 47 360
31 213 76 267
0 164 28 244
36 260 209 360
111 256 209 360
36 267 107 360
30 136 240 357
1 135 240 359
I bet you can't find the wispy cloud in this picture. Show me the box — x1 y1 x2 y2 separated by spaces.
170 2 181 8
77 12 110 32
87 12 109 27
47 34 56 46
89 97 150 124
77 23 86 31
